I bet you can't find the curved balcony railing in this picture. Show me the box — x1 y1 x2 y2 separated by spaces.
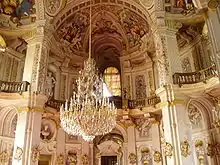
45 99 65 110
128 95 161 109
173 65 218 87
0 80 30 94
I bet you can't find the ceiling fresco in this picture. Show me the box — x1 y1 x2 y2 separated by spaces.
55 3 150 56
0 0 36 28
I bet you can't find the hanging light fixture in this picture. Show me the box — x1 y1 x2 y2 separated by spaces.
60 1 117 141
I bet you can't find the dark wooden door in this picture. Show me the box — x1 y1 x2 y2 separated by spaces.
101 156 117 165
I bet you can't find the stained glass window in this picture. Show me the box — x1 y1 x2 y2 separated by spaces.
104 67 121 96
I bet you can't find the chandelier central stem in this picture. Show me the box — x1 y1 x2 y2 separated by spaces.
89 1 92 59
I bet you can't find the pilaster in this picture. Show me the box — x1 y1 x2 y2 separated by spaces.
127 124 137 165
151 122 163 165
12 108 43 165
205 8 220 80
157 85 194 165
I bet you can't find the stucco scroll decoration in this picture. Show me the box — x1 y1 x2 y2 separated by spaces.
135 118 152 137
128 153 137 164
0 151 9 163
164 142 173 158
180 140 191 157
188 104 202 125
44 0 67 16
153 151 162 163
31 145 41 162
14 147 23 160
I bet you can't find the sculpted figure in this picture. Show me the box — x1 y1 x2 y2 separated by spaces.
41 124 50 140
45 72 56 97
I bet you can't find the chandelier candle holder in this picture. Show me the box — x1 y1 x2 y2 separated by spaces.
60 2 116 141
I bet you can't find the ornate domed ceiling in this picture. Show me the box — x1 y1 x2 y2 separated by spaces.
53 1 152 57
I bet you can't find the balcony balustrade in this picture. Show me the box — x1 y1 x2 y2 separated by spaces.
0 80 30 94
128 95 161 109
173 65 217 87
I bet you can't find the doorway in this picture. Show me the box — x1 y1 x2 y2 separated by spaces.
101 156 117 165
38 155 51 165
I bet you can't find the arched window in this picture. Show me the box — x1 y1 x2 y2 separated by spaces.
103 67 121 96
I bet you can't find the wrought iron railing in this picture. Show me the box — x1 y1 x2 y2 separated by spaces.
45 99 65 110
128 95 161 109
0 80 30 94
173 65 217 87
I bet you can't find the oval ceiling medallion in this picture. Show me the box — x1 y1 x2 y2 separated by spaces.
45 0 67 17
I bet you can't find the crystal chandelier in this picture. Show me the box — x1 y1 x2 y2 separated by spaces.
60 2 116 141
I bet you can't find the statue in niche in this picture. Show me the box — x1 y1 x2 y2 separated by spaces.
40 124 51 140
67 152 77 165
45 72 56 98
188 104 202 126
181 57 192 72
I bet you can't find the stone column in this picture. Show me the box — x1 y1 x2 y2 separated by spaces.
205 8 220 79
127 124 137 165
157 85 194 165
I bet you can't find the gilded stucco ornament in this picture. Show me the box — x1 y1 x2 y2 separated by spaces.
141 148 151 165
14 147 23 160
0 151 9 163
128 153 137 164
81 154 89 165
180 140 191 157
31 145 41 162
164 142 173 158
153 151 162 163
206 143 215 157
57 154 65 165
